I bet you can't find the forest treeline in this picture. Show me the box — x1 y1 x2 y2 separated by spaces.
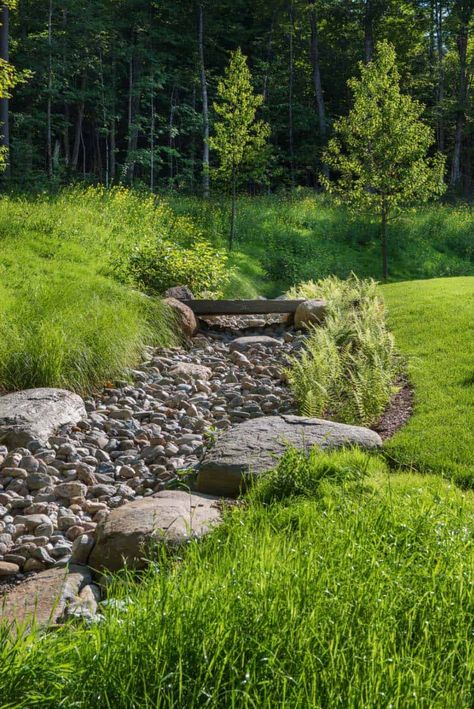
0 0 473 195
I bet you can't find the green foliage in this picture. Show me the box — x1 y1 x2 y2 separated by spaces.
288 275 400 426
1 462 473 707
113 238 230 298
322 41 446 279
0 187 179 392
383 276 474 488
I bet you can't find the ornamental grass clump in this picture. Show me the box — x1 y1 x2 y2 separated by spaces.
288 275 400 426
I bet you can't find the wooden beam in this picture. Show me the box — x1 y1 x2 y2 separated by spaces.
181 299 305 315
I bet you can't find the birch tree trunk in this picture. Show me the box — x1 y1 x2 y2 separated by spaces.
198 4 210 198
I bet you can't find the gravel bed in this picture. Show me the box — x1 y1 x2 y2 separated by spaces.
0 323 303 576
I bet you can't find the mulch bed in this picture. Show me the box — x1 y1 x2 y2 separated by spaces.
374 377 414 441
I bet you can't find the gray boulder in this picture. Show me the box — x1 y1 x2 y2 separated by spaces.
0 565 91 627
229 336 282 352
294 299 327 329
197 415 382 496
0 388 86 448
163 285 194 301
89 490 222 573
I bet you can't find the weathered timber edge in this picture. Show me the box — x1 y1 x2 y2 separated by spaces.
181 299 305 315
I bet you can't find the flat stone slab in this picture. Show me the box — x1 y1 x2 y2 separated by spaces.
229 336 282 352
89 490 222 573
197 415 382 496
168 362 212 380
0 388 86 448
0 565 91 628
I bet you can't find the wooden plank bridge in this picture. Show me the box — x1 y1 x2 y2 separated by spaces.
181 299 305 316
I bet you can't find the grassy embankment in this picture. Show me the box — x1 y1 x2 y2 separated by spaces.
0 188 178 393
170 192 474 296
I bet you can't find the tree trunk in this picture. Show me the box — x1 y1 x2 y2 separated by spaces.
150 77 155 192
308 0 328 178
62 9 70 167
127 54 140 185
110 58 116 182
99 50 109 187
230 167 236 251
168 85 177 188
262 9 276 103
364 0 375 63
0 3 10 176
71 75 86 171
47 0 53 180
198 4 210 198
288 1 295 190
449 6 472 188
381 205 388 282
435 0 445 151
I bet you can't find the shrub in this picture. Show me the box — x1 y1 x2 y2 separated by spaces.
287 275 400 426
112 237 230 297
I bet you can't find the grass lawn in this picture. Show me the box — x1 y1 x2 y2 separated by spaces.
1 451 473 708
382 277 474 488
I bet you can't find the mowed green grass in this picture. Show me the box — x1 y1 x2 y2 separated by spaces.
1 453 473 708
382 277 474 487
0 189 177 392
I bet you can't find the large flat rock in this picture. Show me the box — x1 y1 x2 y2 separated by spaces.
0 565 91 628
197 415 382 496
89 490 222 573
0 388 86 448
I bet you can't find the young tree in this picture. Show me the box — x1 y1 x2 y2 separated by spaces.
210 48 270 250
322 40 446 281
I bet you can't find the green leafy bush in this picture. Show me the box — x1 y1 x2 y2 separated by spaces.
104 188 231 297
287 275 400 426
113 237 230 297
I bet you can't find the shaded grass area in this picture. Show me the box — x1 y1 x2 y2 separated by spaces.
0 189 178 392
382 277 474 487
1 451 473 707
169 193 474 296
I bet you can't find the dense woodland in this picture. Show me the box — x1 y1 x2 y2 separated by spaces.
0 0 473 195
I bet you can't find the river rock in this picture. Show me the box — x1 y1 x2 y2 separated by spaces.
169 362 212 380
0 565 91 627
164 297 198 337
229 336 282 352
89 490 222 573
197 414 382 496
0 388 86 448
164 285 194 301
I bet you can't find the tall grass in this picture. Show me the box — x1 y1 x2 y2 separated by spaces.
1 452 473 707
0 188 181 392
